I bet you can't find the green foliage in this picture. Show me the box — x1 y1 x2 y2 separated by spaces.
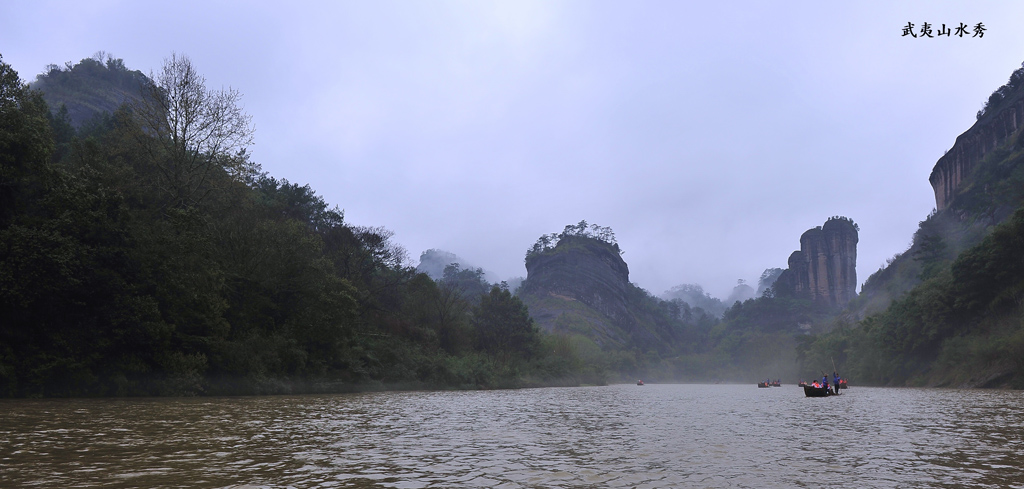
525 219 621 259
825 215 859 232
854 206 991 320
951 206 1024 313
720 294 826 334
913 229 949 281
0 55 55 225
474 285 540 362
442 263 490 299
976 62 1024 121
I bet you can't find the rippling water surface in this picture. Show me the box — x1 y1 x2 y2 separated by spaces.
2 384 1024 488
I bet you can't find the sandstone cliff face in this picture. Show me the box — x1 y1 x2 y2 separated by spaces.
776 217 858 307
518 236 677 350
519 236 634 342
930 96 1024 210
523 236 630 310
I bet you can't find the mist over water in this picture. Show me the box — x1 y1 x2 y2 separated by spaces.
3 385 1023 488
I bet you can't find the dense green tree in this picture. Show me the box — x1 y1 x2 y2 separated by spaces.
433 270 473 355
474 285 540 362
952 208 1024 312
0 54 55 225
442 263 490 299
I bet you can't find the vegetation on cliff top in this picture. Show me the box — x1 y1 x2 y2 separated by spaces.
30 51 148 128
976 61 1024 122
525 220 621 259
822 215 859 232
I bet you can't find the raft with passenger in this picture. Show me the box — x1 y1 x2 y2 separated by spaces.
803 384 833 397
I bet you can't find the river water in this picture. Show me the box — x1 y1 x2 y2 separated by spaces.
2 384 1023 488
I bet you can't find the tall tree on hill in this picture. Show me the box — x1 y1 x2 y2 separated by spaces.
0 54 54 225
473 285 539 363
130 53 254 208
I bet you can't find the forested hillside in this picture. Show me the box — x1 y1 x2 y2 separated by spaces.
0 54 593 397
800 62 1024 388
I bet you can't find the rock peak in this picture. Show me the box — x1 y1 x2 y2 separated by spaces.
775 217 858 307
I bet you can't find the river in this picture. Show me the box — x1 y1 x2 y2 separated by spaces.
2 384 1023 488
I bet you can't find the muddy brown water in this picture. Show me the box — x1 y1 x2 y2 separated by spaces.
2 384 1023 488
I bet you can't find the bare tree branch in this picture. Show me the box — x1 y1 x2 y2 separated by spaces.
130 53 254 208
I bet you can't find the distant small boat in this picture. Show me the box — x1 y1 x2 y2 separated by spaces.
637 380 644 386
757 382 771 388
771 381 781 387
839 380 848 389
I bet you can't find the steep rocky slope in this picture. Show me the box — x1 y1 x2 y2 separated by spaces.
518 234 685 352
930 79 1024 210
854 63 1024 319
31 54 147 127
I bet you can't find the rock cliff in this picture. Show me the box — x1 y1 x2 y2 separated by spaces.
930 90 1024 210
518 235 679 350
31 55 148 128
855 65 1024 321
774 217 858 307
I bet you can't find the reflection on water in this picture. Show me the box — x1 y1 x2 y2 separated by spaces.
2 385 1023 488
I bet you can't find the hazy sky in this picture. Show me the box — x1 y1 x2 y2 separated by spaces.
4 2 1024 299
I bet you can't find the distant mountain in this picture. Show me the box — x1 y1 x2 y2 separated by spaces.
724 281 755 305
755 268 784 297
416 248 510 286
30 53 147 127
661 284 726 318
660 273 779 320
416 249 466 279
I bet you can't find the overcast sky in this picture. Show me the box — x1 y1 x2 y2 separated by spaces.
4 2 1024 299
